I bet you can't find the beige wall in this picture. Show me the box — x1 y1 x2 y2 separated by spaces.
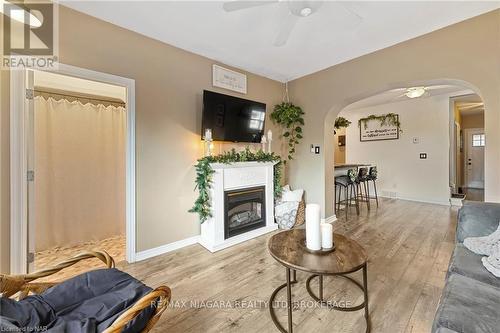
0 6 284 271
461 113 484 129
289 10 500 217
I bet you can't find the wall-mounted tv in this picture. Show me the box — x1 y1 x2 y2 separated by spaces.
201 90 266 143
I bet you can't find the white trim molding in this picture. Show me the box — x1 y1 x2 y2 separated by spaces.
135 236 200 262
10 64 137 273
322 215 337 224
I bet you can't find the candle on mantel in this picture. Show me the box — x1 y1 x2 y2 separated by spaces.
305 204 321 251
261 135 267 152
267 129 273 141
205 128 212 141
321 223 333 249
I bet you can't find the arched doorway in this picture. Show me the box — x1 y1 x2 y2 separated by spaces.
323 79 486 220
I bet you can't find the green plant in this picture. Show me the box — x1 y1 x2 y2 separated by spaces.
189 148 282 223
358 113 401 131
271 102 305 161
334 117 351 129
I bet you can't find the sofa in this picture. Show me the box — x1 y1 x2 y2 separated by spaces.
432 201 500 333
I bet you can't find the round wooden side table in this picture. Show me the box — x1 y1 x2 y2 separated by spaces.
268 229 370 333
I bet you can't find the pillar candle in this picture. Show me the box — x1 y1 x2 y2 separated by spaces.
205 128 212 141
305 204 321 251
321 223 333 249
267 129 273 141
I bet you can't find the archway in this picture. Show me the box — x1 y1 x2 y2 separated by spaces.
323 79 486 219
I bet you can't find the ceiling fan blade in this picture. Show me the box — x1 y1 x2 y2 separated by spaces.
223 1 277 12
335 2 363 29
274 13 299 47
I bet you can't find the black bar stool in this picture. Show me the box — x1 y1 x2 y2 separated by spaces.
335 169 360 219
367 166 379 207
356 167 370 210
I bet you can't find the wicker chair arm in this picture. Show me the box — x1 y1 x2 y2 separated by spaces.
1 250 114 298
102 286 171 333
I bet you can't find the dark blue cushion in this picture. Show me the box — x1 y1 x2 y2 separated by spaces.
0 268 155 333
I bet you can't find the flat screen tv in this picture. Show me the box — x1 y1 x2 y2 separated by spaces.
201 90 266 143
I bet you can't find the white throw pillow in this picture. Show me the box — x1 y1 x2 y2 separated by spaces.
282 189 304 202
282 185 291 192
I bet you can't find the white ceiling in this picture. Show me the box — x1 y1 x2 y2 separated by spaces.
61 1 500 82
344 85 473 110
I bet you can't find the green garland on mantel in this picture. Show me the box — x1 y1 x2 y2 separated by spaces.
358 113 402 131
189 148 282 223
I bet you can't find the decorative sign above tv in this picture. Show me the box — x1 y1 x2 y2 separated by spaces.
201 90 266 143
212 64 247 94
359 114 400 142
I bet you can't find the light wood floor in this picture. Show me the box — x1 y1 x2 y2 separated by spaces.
35 199 456 332
121 199 456 333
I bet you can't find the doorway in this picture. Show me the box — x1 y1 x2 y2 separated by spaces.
32 70 127 272
450 94 485 202
10 64 136 274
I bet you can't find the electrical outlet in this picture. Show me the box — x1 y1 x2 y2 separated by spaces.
419 153 427 159
315 146 320 154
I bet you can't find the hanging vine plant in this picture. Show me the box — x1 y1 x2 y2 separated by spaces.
334 117 351 130
271 83 305 161
189 148 282 223
358 113 402 131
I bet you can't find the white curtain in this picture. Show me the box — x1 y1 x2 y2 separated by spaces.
34 96 126 251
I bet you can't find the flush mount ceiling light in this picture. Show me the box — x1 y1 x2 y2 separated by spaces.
405 87 427 99
0 0 42 27
299 6 312 17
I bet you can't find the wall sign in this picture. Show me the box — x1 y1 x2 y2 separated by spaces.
212 64 247 94
359 115 400 142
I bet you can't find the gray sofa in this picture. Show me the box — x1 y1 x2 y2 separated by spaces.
432 201 500 333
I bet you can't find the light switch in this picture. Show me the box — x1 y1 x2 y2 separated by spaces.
413 137 420 144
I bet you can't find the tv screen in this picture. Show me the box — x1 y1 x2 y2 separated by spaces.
201 90 266 143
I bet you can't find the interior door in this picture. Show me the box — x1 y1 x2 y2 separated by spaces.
465 129 485 189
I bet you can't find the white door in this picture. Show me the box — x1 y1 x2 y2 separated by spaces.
465 129 485 189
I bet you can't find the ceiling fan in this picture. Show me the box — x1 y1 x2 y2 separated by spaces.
222 0 362 47
390 85 457 100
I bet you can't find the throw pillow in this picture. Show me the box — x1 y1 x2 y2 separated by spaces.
282 189 304 202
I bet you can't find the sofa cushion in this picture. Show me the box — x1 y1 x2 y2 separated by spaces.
0 268 155 333
448 244 500 289
456 201 500 243
433 273 500 333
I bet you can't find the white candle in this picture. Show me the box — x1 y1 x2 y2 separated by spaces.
205 128 212 141
305 204 321 251
321 223 333 249
267 129 273 142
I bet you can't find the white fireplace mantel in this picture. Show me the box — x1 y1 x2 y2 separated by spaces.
198 161 278 252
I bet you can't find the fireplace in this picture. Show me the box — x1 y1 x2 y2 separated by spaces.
224 186 266 239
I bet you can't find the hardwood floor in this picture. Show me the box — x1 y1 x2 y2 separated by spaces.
117 199 457 333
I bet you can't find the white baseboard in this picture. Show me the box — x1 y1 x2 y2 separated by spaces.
322 215 337 224
135 235 200 262
379 195 449 206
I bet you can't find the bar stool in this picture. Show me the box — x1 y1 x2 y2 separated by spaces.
356 167 370 210
335 169 360 219
367 166 379 207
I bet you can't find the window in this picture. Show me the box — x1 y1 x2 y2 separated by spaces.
472 134 485 147
249 110 265 130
